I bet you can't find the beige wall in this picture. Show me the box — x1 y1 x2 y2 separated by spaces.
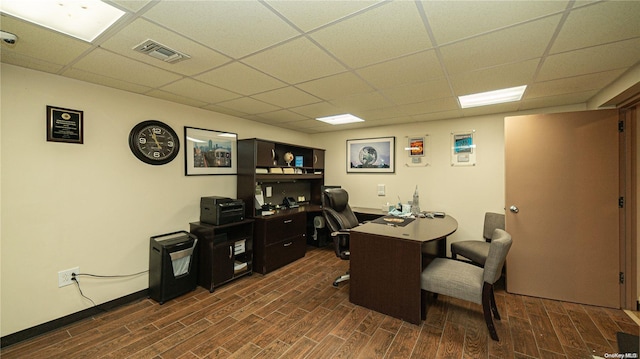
0 64 310 336
312 104 584 250
0 62 627 337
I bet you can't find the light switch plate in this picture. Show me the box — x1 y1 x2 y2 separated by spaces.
377 184 385 196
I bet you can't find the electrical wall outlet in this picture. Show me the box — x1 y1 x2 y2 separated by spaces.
58 267 79 287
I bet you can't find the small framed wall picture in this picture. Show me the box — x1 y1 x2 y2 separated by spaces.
46 105 84 144
346 136 395 173
184 126 237 175
404 135 430 167
451 130 476 166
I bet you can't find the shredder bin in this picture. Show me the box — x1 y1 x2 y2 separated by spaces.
149 231 198 304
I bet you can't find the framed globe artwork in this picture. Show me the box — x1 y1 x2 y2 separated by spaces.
346 137 395 173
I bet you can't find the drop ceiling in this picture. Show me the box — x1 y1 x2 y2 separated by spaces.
1 0 639 133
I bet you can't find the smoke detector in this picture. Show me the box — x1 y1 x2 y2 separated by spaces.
133 39 190 64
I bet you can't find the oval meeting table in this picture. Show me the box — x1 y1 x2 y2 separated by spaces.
348 213 458 325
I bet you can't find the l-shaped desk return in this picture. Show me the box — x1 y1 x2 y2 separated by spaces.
348 211 458 325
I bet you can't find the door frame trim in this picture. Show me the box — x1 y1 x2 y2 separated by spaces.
620 105 638 309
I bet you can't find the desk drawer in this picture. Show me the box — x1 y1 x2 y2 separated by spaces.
263 212 306 245
264 234 306 273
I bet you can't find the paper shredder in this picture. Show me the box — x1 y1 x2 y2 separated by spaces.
149 231 198 304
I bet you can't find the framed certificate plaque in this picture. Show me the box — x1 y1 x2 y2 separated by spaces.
46 105 84 144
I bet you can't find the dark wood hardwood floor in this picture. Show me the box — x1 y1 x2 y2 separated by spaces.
2 246 638 358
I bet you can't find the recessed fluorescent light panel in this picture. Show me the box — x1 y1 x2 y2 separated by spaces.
458 85 527 109
316 114 364 125
0 0 125 42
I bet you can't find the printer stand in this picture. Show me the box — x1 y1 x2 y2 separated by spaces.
189 220 254 292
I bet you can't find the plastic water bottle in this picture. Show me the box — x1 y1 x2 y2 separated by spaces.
411 186 420 215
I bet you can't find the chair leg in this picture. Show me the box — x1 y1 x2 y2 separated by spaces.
421 289 427 320
482 283 499 341
490 286 500 320
333 271 350 287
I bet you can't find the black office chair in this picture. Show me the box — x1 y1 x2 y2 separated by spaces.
322 188 360 287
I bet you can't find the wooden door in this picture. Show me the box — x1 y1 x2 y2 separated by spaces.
505 109 621 308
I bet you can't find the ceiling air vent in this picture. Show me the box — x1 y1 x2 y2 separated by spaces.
133 39 190 64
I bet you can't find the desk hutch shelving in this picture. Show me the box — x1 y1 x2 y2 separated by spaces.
237 138 325 274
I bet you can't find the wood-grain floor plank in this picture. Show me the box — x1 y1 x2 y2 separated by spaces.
1 246 636 359
384 323 420 359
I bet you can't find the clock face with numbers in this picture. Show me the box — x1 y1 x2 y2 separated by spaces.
128 120 180 165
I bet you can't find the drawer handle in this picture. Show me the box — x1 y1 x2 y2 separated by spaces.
283 219 293 224
283 242 293 247
229 245 233 259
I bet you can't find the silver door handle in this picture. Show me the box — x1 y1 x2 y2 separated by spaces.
509 205 519 213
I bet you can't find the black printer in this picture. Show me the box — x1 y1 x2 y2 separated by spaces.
200 196 244 225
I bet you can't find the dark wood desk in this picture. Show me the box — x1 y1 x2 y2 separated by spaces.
349 215 458 325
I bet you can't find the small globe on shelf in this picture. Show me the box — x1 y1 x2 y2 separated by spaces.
284 152 294 166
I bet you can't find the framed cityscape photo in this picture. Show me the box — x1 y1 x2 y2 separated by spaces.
184 126 237 175
46 105 83 144
346 136 395 173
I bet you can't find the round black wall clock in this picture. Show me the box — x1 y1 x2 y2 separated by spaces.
128 120 180 165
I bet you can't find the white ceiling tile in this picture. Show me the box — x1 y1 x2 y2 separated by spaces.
266 0 381 32
2 0 638 134
520 90 598 110
159 78 241 104
551 1 640 54
196 62 286 96
356 50 444 89
330 91 394 113
411 109 463 123
255 110 309 123
537 38 640 82
383 78 452 105
142 1 300 58
422 0 568 45
449 59 539 95
100 19 231 76
69 49 182 88
0 51 64 73
201 104 249 118
109 0 152 12
289 101 344 118
241 37 347 84
216 97 281 115
527 69 626 100
145 89 208 108
297 72 374 100
251 86 322 108
401 97 460 116
62 68 153 94
461 102 520 117
287 119 336 130
310 1 433 68
440 15 561 75
358 105 411 121
0 15 92 65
